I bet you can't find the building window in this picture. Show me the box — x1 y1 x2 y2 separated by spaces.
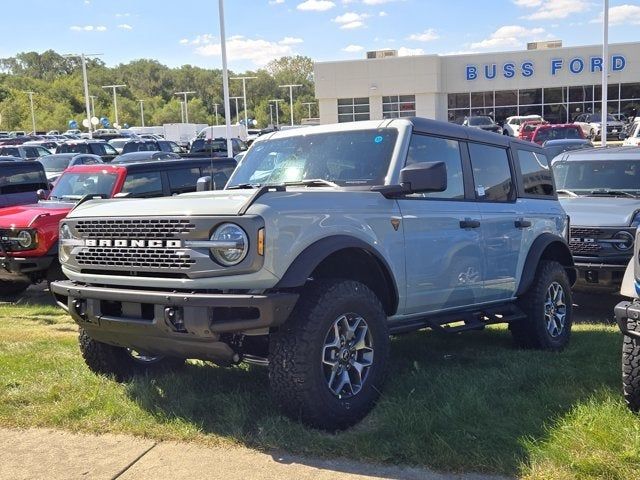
337 97 370 123
382 95 416 118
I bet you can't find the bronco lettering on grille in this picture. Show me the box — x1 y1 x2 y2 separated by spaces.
84 239 184 248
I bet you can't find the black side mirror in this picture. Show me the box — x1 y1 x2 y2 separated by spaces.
399 161 447 194
36 189 47 200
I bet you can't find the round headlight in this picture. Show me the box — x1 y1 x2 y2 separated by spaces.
210 223 248 266
17 230 33 248
613 231 634 251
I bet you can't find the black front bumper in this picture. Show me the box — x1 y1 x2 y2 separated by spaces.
0 255 55 282
50 280 299 363
614 301 640 340
573 258 629 287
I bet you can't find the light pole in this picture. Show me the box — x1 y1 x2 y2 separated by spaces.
302 101 316 119
213 103 220 125
231 76 257 126
269 103 274 126
602 0 609 147
101 84 126 127
64 53 101 138
270 99 284 127
179 101 185 123
174 91 196 123
279 84 302 126
138 100 145 127
230 96 243 123
218 0 233 156
89 95 97 119
24 91 36 134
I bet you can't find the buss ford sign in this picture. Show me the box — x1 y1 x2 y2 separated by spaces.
466 55 627 81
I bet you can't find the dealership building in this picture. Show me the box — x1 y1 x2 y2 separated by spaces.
313 41 640 125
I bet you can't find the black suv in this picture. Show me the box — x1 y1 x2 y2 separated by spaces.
57 140 118 162
122 140 183 155
188 137 248 157
0 161 49 208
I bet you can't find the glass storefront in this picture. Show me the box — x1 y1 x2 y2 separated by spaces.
447 82 640 125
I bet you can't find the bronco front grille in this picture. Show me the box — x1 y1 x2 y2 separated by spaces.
76 247 195 269
570 227 604 238
75 219 196 239
569 241 602 255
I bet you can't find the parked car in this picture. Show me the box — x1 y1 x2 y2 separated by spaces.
108 138 133 154
0 157 237 297
530 124 585 145
0 161 49 208
552 147 640 289
188 137 248 157
543 139 593 161
51 117 575 431
0 156 22 162
38 153 103 182
519 120 548 142
121 140 183 155
0 145 52 160
23 140 60 154
57 140 118 162
462 115 502 133
502 115 544 136
623 122 640 146
573 113 625 140
111 151 182 164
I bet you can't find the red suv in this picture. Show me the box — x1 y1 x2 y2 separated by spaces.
0 158 236 296
530 124 585 145
519 120 548 142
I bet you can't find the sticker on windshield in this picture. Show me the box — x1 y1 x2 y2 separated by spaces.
374 135 383 144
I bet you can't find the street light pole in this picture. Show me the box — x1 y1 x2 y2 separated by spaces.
89 95 97 120
174 91 196 123
218 0 233 156
270 99 283 127
269 103 274 126
602 0 609 147
231 76 257 126
138 100 145 127
302 101 316 119
214 103 220 125
279 84 302 126
25 91 36 134
101 84 126 127
230 96 243 123
63 53 101 138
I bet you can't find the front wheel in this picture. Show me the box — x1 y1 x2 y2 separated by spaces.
269 279 390 431
78 328 184 380
623 319 640 412
512 260 572 351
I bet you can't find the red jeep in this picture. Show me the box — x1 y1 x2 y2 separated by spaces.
0 158 236 296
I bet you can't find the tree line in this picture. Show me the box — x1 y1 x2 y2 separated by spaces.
0 50 316 131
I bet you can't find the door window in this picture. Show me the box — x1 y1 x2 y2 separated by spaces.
517 150 554 197
121 172 163 197
405 134 464 200
168 167 201 194
103 144 118 155
468 143 514 202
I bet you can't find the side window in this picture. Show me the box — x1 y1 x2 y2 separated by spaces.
169 142 182 153
36 147 50 156
468 143 514 202
517 150 555 197
121 172 163 198
25 147 38 157
103 144 118 155
92 144 106 155
202 164 235 190
405 134 464 200
168 167 201 194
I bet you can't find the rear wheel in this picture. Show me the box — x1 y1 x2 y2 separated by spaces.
622 319 640 412
78 328 184 380
269 279 389 431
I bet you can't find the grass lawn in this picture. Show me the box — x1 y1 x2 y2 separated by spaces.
1 301 639 479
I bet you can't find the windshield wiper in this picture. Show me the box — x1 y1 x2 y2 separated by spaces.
227 183 262 190
556 189 579 197
283 179 339 188
588 189 639 199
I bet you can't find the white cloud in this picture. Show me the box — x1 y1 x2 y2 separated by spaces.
363 0 399 4
70 25 107 32
407 29 439 42
115 12 131 17
117 24 133 30
95 25 107 31
517 0 590 20
184 35 303 66
379 11 387 16
398 47 425 56
470 25 545 50
269 0 285 4
343 44 364 52
297 0 335 11
333 11 369 29
591 4 640 25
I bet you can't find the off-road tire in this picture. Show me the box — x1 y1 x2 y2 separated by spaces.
0 280 30 299
269 279 390 431
78 328 184 381
512 260 572 351
622 318 640 412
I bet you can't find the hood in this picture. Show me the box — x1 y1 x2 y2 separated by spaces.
559 196 640 226
591 120 625 128
0 201 74 228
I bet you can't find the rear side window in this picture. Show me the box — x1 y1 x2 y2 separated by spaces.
121 172 163 197
168 167 202 194
468 143 514 202
0 168 48 194
517 150 554 197
405 134 464 200
103 144 118 155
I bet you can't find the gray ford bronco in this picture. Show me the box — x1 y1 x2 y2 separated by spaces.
52 118 576 430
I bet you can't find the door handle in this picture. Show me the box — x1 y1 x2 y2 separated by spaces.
514 219 532 229
459 218 481 229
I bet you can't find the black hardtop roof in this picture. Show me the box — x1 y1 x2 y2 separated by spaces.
406 117 542 151
0 160 46 173
121 157 236 172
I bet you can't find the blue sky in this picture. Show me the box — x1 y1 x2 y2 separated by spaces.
1 0 640 71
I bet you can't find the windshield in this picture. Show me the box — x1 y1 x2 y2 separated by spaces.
545 143 591 160
39 155 71 172
534 127 582 143
468 117 493 126
227 128 398 188
49 172 117 200
552 160 640 193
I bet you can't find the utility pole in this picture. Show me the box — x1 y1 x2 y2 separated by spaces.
269 103 274 126
213 103 220 125
302 101 316 119
230 96 243 123
231 76 257 126
64 53 101 138
179 101 185 123
174 91 196 123
602 0 609 147
138 100 145 127
89 95 97 120
102 84 126 127
218 0 233 156
270 99 284 127
25 91 36 134
279 84 302 126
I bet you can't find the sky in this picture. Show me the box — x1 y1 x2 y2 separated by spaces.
1 0 640 72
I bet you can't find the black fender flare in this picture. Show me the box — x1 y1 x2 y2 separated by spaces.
516 233 576 296
275 235 399 313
